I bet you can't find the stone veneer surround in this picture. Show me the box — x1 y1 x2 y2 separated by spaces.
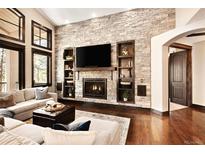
55 8 175 108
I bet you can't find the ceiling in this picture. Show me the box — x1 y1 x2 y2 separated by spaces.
37 8 129 26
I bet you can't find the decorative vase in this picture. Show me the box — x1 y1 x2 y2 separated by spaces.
123 98 128 102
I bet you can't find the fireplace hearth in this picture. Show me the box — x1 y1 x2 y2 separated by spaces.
83 78 107 99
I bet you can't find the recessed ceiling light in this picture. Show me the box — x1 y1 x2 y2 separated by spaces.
92 13 97 18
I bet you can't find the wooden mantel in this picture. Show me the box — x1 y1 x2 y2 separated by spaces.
75 67 116 72
75 67 117 80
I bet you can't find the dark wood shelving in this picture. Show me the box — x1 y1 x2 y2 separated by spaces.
63 48 75 98
118 55 133 59
117 40 135 104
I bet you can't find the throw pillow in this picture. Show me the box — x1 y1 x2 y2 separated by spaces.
0 94 15 108
13 90 25 103
24 88 35 101
0 109 14 118
42 128 96 145
53 120 91 131
35 87 48 100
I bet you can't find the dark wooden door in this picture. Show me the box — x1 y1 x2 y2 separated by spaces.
169 51 187 106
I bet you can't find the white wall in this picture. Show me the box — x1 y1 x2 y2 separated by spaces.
192 41 205 106
0 9 55 91
176 9 200 27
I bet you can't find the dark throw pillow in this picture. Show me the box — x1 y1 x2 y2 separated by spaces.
53 120 91 131
0 109 14 118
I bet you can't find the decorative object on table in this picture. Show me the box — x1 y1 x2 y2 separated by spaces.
43 101 65 112
35 87 48 100
53 120 91 131
121 46 128 56
122 90 129 102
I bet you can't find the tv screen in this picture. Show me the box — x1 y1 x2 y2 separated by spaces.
76 44 111 67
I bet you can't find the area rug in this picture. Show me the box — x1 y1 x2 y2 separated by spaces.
75 110 130 145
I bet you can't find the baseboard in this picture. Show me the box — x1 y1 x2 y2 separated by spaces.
191 104 205 112
151 109 169 116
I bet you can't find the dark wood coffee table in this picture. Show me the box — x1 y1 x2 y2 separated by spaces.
33 105 75 128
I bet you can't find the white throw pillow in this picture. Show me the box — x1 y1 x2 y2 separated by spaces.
24 88 35 101
42 128 96 145
13 90 25 103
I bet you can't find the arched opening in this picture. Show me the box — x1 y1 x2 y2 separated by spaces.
151 19 205 113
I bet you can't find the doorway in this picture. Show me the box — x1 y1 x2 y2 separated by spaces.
168 43 192 112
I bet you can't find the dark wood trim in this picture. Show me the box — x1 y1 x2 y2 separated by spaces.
0 8 25 43
191 104 205 112
0 39 25 90
169 43 192 50
31 48 52 87
151 109 169 116
187 32 205 37
31 20 52 50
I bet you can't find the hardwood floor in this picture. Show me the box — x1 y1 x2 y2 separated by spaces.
59 100 205 145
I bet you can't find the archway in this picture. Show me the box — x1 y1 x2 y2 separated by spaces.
151 19 205 113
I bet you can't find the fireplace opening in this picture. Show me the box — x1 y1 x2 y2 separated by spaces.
83 78 107 99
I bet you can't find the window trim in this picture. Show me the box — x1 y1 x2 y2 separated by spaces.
0 8 25 42
32 48 52 87
31 20 52 50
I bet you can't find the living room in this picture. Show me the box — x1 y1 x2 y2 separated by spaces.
0 0 205 153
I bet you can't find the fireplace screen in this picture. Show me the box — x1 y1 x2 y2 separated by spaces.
83 78 107 99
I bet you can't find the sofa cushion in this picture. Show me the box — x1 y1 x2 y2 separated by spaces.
10 124 44 144
36 87 48 100
72 117 120 145
42 128 96 145
0 130 39 145
7 98 53 114
13 90 25 103
24 88 35 101
0 94 15 108
4 117 25 130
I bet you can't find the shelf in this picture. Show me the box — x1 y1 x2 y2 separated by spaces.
117 100 134 104
118 55 133 59
75 67 116 72
64 77 74 79
118 66 133 69
64 85 74 88
64 69 73 71
118 88 133 91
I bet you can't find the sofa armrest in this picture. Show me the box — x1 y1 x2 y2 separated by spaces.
47 92 57 102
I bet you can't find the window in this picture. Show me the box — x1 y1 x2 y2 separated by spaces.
0 8 25 42
32 49 52 87
32 21 52 50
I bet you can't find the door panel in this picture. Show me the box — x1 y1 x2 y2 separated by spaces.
169 51 187 106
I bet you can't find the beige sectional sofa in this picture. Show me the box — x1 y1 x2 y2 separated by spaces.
1 88 57 121
1 116 121 145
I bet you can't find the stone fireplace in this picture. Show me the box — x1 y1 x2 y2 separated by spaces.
83 78 107 99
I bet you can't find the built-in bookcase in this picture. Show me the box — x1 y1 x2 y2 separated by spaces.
117 40 135 103
63 48 75 98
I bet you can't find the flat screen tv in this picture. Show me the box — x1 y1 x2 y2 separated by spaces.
76 44 111 68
